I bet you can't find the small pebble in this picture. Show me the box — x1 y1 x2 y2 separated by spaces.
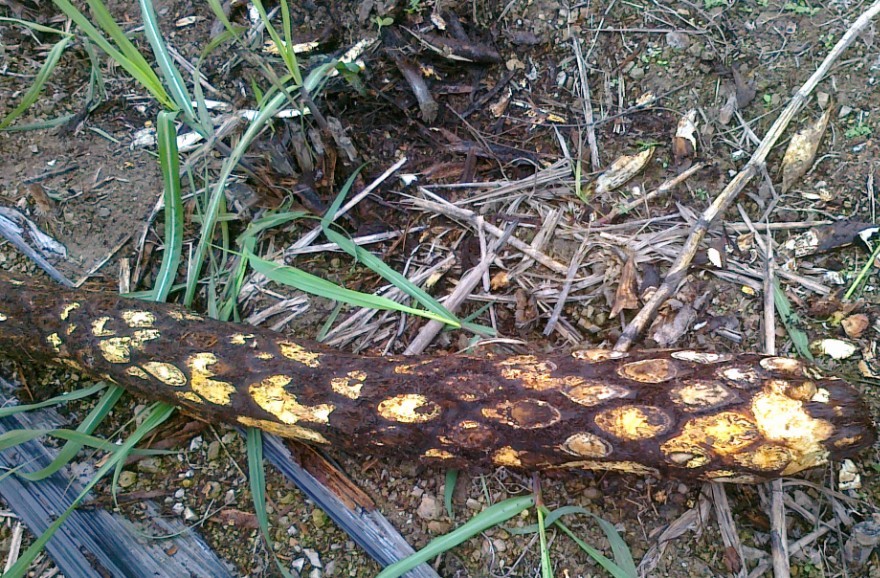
118 470 137 488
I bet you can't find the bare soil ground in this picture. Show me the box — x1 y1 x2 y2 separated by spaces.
2 1 880 577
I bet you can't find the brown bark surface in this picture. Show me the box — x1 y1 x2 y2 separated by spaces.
0 272 873 482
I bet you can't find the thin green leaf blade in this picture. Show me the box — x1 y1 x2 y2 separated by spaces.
248 251 457 325
0 35 72 130
376 496 535 578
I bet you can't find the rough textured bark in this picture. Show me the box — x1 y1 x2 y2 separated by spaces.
0 272 873 482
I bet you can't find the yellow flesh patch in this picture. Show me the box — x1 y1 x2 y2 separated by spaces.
759 357 803 375
59 302 80 320
424 448 455 459
278 341 321 368
177 391 203 404
555 460 659 476
481 398 561 429
662 443 711 468
122 310 155 328
718 366 761 387
594 406 672 440
732 444 792 471
662 411 759 460
237 416 330 444
0 312 7 322
618 358 680 383
562 432 613 458
670 350 732 364
60 358 87 372
229 333 254 345
186 352 236 405
669 381 739 411
330 370 366 399
141 362 187 386
250 374 333 424
125 366 150 380
377 394 441 424
751 391 833 475
562 383 629 406
131 329 160 348
492 446 523 467
91 317 115 337
46 333 62 352
571 349 629 362
99 337 131 363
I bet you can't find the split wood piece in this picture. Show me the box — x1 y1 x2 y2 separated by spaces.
260 435 440 578
0 388 233 578
0 272 873 483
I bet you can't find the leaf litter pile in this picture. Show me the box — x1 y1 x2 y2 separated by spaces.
1 1 880 577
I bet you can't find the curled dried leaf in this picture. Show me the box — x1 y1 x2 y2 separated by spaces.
672 109 698 165
610 256 639 317
842 313 869 339
595 147 654 195
780 106 832 193
490 271 510 290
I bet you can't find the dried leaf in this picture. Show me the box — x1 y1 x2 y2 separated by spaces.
610 256 639 317
736 232 754 252
490 271 510 290
838 459 862 491
672 109 698 165
650 303 696 347
781 220 877 258
810 338 858 360
595 147 654 195
780 106 832 193
842 314 869 339
718 93 737 126
514 288 538 329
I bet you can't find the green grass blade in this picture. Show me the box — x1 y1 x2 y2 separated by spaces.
321 171 460 327
375 495 535 578
238 211 310 243
205 0 241 42
3 403 175 578
139 0 196 122
0 17 70 35
844 239 880 301
0 427 166 455
509 505 637 578
537 504 554 578
21 385 125 481
247 428 296 578
551 516 636 578
191 68 213 134
84 0 154 71
0 382 107 418
148 111 185 302
199 25 246 61
52 0 174 109
278 0 302 85
0 35 73 130
773 281 813 360
184 90 290 306
444 469 458 519
248 251 457 324
250 0 301 85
